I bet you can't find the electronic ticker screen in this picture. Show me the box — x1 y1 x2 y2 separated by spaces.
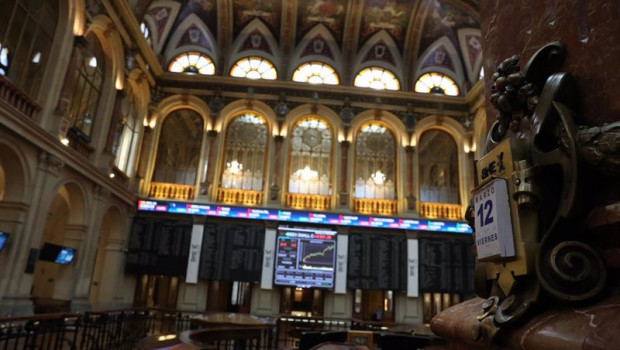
274 226 337 289
137 200 472 234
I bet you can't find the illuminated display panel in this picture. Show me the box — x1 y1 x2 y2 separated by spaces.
0 232 9 251
274 226 337 289
137 200 472 234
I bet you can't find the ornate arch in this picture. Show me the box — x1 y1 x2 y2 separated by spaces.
353 31 404 86
215 99 277 135
163 13 218 65
0 141 31 202
227 18 280 75
288 24 342 81
415 36 465 91
155 94 211 130
86 15 126 90
413 115 470 216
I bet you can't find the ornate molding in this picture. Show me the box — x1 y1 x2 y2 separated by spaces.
38 151 65 174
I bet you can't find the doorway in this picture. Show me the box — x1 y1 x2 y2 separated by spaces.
133 274 180 308
352 289 394 322
280 287 324 317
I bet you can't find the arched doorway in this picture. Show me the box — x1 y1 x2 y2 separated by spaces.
31 183 85 313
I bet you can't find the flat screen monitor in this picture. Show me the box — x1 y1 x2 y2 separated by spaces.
274 226 337 289
55 248 75 264
39 243 76 265
0 232 9 252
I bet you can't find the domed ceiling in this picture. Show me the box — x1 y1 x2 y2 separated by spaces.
128 0 482 94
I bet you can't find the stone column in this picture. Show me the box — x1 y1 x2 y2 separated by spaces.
338 141 350 208
405 145 416 212
269 135 284 204
69 185 110 311
92 237 131 310
203 130 219 200
55 224 87 305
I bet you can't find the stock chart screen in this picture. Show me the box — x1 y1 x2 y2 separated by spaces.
274 226 337 289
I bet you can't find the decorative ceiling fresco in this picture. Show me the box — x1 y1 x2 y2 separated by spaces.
132 0 481 91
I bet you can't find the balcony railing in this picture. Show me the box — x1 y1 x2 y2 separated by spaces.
285 193 331 210
0 75 40 119
217 188 264 205
353 198 398 215
149 182 196 200
418 201 462 220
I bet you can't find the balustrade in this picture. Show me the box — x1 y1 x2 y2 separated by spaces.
0 76 40 119
217 188 263 205
285 193 331 210
353 198 398 215
418 202 462 220
149 182 196 200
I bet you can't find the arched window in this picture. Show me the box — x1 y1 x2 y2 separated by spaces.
168 52 215 75
140 22 151 45
67 34 104 138
353 67 400 90
0 0 59 97
230 56 277 80
219 113 268 192
414 72 459 96
288 118 332 197
418 130 459 204
153 109 204 186
112 85 140 174
292 61 339 85
354 123 396 200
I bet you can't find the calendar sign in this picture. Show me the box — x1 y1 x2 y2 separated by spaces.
473 178 515 261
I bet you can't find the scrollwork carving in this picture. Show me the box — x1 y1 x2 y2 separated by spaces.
472 42 610 343
537 238 606 301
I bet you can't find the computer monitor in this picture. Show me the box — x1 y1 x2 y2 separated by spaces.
39 243 76 265
54 247 75 264
0 232 9 252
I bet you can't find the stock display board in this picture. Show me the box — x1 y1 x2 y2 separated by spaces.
273 226 337 289
418 237 475 294
125 217 192 276
347 232 407 291
137 200 472 234
198 222 264 282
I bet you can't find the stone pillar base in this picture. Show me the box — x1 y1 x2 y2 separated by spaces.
0 297 34 317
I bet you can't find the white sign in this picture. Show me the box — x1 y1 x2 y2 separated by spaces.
407 239 419 297
185 224 204 284
335 235 348 294
260 228 277 289
473 178 515 260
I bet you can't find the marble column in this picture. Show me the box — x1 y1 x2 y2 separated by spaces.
269 135 284 204
203 130 219 201
338 141 350 208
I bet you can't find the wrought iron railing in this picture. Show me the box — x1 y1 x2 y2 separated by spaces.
0 309 442 350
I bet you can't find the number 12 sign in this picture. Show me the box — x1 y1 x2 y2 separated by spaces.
473 178 515 261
